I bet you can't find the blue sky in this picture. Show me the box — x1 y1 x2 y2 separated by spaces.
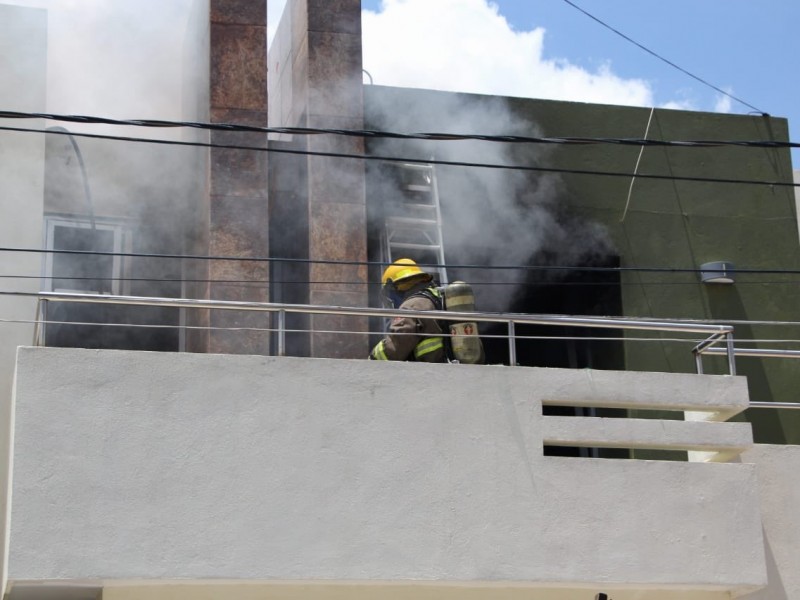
353 0 800 168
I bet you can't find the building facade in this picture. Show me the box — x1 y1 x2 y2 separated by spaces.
1 1 799 598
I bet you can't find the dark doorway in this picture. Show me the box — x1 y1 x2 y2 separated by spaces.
476 253 624 370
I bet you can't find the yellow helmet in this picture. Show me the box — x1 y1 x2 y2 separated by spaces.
381 258 431 287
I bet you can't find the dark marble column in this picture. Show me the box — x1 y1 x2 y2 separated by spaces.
207 0 269 354
304 0 369 358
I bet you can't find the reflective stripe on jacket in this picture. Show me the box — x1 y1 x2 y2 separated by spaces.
413 336 444 360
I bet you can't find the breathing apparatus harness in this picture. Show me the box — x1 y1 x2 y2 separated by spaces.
406 285 452 361
383 279 483 364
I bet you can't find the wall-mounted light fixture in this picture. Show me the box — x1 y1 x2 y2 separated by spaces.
700 261 735 284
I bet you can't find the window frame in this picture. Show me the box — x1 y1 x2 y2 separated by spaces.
42 215 132 295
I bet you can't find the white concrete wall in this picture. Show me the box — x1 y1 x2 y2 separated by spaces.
0 4 47 593
740 444 800 600
7 348 767 596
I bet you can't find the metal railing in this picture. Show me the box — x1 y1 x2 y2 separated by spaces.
749 401 800 410
32 291 737 374
704 347 800 360
703 346 800 409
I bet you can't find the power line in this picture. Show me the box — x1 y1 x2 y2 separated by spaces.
0 109 793 147
3 245 800 276
4 274 800 287
2 124 797 188
560 0 767 115
6 275 800 288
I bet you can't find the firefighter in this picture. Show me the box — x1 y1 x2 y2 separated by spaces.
369 258 446 362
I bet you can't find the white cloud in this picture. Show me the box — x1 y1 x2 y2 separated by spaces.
9 0 724 125
714 91 733 113
660 99 695 111
362 0 655 107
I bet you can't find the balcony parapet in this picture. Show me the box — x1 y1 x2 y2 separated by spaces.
7 347 766 595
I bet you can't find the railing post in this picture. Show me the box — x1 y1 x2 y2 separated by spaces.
32 298 43 346
726 332 736 376
277 310 286 357
508 320 517 366
694 350 704 374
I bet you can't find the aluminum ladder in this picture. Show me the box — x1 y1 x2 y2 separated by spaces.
381 162 448 285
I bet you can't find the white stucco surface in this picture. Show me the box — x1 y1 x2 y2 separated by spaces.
542 415 752 458
0 5 47 593
8 348 767 593
740 444 800 600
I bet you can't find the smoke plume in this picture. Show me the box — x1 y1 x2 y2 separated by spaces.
364 87 616 313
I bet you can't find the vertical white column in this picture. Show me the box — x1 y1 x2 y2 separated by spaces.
0 4 47 589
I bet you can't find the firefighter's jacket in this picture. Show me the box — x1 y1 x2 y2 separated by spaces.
370 289 445 362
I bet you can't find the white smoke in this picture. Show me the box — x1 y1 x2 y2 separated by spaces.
365 88 616 313
7 0 196 136
6 0 208 318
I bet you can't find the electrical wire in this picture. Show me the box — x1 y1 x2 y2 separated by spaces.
3 245 800 276
621 106 655 222
1 109 792 147
7 123 799 188
560 0 767 115
2 125 796 188
5 274 800 287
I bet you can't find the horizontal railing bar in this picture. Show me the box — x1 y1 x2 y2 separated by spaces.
749 401 800 410
33 291 733 336
705 347 800 359
1 316 715 343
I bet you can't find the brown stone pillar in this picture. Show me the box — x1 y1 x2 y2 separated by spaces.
208 0 269 354
303 0 369 358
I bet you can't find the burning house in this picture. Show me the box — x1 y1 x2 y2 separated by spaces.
1 1 799 599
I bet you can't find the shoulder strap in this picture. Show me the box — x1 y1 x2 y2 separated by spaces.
407 286 443 311
407 287 456 361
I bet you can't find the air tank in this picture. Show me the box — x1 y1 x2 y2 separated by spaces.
443 281 483 364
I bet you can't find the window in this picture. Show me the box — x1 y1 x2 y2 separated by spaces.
40 216 183 352
43 216 131 295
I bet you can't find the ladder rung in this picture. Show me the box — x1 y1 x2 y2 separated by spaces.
389 242 442 251
383 161 445 284
386 216 438 227
396 163 433 171
398 202 435 210
404 184 432 193
387 230 440 245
